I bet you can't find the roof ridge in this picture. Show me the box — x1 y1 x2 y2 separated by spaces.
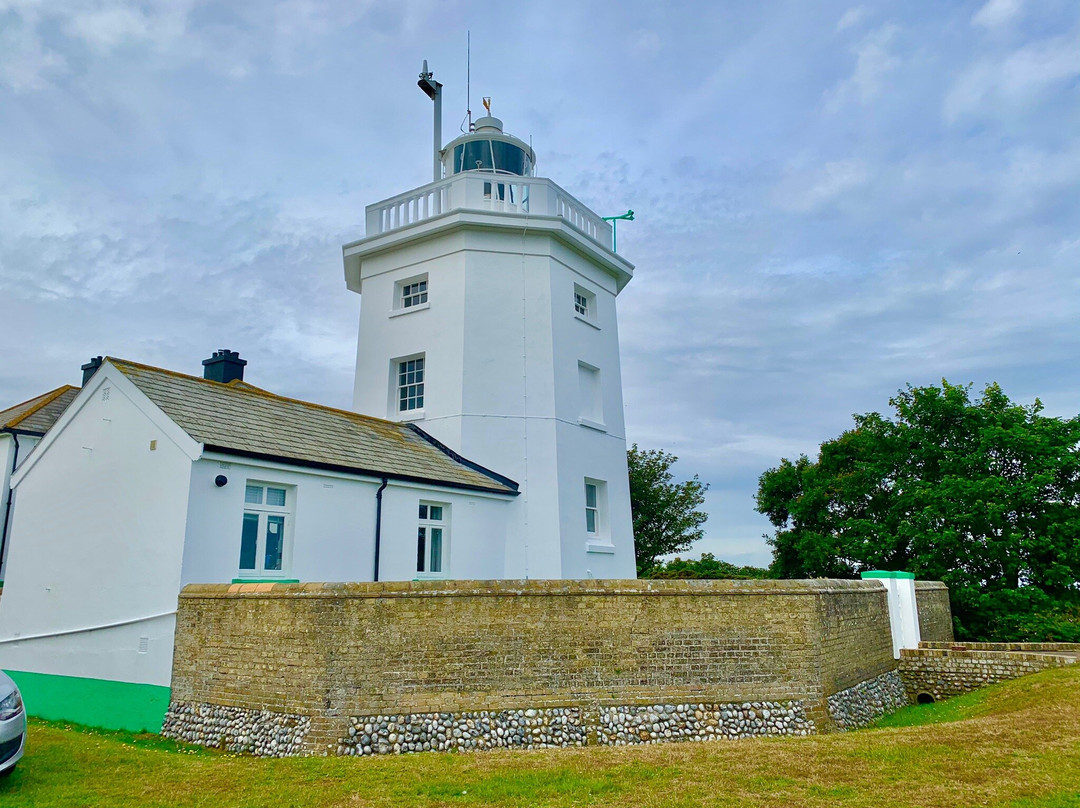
105 357 408 431
2 385 79 430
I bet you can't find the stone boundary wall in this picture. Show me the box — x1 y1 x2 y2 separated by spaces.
914 581 953 643
898 642 1079 702
164 579 911 756
826 670 907 730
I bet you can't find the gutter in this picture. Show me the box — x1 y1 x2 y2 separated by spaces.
373 477 389 582
202 445 518 496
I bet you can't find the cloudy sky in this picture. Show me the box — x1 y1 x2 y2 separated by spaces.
2 0 1078 566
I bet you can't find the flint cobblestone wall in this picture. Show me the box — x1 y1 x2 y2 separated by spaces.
165 579 908 755
899 643 1079 702
914 582 954 643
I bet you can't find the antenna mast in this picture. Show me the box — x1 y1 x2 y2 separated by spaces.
417 59 443 182
466 31 473 131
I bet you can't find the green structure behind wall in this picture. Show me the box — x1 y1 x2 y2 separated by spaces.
5 670 170 733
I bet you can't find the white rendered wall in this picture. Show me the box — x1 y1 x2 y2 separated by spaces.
183 454 511 584
0 378 193 687
0 434 41 581
350 226 635 579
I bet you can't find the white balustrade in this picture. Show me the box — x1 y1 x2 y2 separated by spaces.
364 174 612 249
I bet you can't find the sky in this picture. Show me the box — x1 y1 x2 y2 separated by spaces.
1 0 1078 567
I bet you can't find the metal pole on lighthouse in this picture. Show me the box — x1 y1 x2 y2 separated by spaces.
418 60 443 182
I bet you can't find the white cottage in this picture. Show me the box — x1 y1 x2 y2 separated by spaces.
0 353 518 722
0 384 79 584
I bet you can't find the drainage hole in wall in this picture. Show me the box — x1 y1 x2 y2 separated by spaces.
916 692 936 705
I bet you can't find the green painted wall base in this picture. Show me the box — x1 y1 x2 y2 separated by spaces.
4 670 170 733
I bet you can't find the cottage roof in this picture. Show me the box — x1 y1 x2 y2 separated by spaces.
0 386 80 436
107 358 517 495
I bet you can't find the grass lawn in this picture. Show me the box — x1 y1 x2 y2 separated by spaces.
2 667 1078 808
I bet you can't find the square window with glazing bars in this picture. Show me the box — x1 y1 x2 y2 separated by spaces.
575 291 590 317
401 280 428 308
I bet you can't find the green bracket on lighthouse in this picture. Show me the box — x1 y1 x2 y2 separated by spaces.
601 209 635 253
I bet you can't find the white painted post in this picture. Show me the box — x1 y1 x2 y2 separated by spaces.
862 570 921 658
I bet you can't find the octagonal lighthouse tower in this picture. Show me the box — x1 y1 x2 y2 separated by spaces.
343 88 635 580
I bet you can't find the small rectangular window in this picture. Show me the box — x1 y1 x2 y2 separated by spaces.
585 483 599 535
417 501 448 576
573 284 597 323
583 478 608 543
393 274 429 313
397 356 425 412
575 292 589 316
401 280 428 308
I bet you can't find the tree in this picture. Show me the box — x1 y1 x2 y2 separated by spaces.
756 381 1080 641
628 444 710 575
647 553 771 580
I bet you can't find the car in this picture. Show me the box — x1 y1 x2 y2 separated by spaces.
0 671 26 778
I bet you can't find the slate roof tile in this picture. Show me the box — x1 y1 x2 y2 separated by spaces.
0 386 79 435
107 358 516 495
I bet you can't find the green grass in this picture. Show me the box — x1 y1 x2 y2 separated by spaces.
2 667 1079 807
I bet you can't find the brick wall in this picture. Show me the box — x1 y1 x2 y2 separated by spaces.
899 643 1078 702
167 579 902 753
914 581 953 643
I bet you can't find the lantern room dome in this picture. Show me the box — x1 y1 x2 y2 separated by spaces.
441 116 536 178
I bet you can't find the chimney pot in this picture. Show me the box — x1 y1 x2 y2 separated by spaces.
202 349 247 384
81 356 103 386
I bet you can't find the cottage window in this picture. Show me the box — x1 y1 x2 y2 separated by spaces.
239 483 291 577
416 501 448 577
397 356 425 413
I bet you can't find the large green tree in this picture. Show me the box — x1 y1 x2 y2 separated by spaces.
756 381 1080 641
628 444 709 575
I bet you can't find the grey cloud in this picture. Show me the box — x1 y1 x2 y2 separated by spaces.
2 0 1078 569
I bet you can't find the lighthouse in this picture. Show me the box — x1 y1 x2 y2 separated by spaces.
343 68 636 579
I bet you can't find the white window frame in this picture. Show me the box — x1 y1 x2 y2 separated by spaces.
238 482 293 579
584 478 613 552
416 501 449 579
573 284 599 328
391 274 430 316
393 353 425 418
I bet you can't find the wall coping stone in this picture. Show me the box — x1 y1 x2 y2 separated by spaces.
178 578 900 600
900 647 1078 664
913 581 949 590
917 641 1080 653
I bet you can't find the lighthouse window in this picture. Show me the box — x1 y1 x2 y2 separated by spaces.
573 284 597 323
575 292 589 317
584 480 606 536
393 274 430 314
397 356 425 413
401 280 428 308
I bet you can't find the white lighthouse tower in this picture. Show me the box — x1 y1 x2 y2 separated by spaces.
343 70 636 579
